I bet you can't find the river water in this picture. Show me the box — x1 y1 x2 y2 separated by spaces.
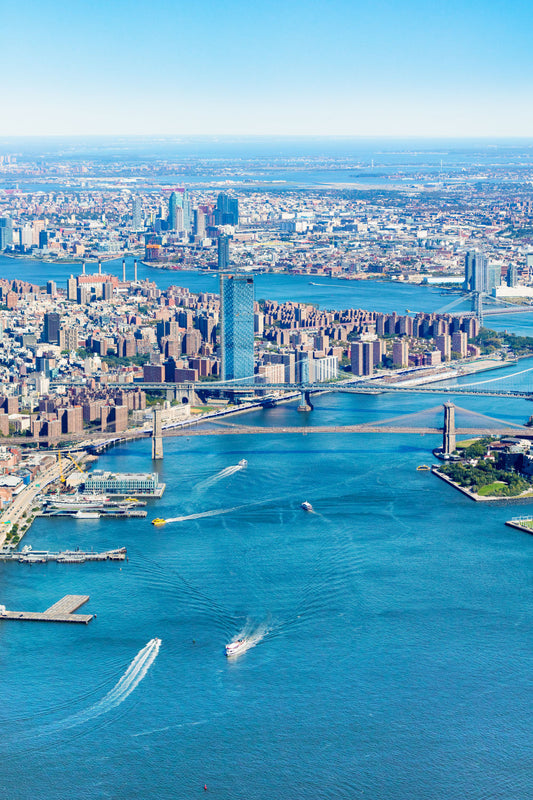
2 260 533 798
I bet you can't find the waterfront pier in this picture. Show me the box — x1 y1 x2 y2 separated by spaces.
0 595 93 624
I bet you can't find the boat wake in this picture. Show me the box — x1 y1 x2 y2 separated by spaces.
165 505 245 523
227 619 271 657
44 638 161 733
194 462 246 492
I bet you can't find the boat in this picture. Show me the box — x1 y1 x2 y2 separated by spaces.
152 518 167 526
238 459 248 467
225 639 247 657
74 511 100 519
45 493 109 511
301 501 313 511
416 465 430 471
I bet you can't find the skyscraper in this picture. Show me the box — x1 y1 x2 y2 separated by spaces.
220 274 254 383
132 196 143 230
216 193 239 226
182 188 192 232
0 217 13 250
168 192 178 231
464 251 500 294
194 208 206 238
42 312 60 344
218 235 230 270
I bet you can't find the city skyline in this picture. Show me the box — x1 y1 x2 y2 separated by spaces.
1 0 532 137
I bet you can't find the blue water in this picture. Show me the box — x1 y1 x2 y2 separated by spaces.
2 388 533 799
4 252 533 337
3 248 533 797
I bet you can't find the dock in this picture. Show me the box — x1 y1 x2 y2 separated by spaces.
506 518 533 534
0 547 127 563
0 595 93 624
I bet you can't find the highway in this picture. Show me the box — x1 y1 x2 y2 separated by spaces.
0 458 76 546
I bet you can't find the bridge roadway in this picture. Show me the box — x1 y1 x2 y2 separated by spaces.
155 424 531 438
80 381 532 399
0 424 529 448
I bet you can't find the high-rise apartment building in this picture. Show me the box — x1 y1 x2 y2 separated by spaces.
132 196 143 230
392 339 409 367
220 273 254 382
216 193 239 226
435 333 451 361
42 312 60 344
451 331 468 358
0 218 13 250
464 251 500 294
168 192 178 231
67 274 77 301
351 341 374 376
194 208 206 238
218 235 230 270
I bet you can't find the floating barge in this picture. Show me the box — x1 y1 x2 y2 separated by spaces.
0 595 93 624
0 546 127 563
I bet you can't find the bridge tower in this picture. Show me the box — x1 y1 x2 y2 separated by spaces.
443 402 456 456
152 406 163 460
297 390 313 412
473 291 484 326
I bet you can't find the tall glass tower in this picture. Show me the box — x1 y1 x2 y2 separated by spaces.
220 274 254 383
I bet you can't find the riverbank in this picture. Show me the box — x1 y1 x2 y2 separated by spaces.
432 466 533 503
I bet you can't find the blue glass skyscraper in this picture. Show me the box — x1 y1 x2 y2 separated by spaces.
220 274 254 383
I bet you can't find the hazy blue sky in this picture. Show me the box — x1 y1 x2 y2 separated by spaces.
2 0 532 136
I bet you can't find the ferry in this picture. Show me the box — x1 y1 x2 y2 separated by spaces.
238 459 248 467
74 511 100 519
151 518 167 527
416 465 431 471
301 501 313 511
225 639 247 657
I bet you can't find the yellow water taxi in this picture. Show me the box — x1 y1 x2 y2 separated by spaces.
151 518 167 526
416 465 431 471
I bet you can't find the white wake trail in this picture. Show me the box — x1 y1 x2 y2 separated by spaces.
166 505 244 523
194 462 245 492
227 620 271 658
45 639 161 733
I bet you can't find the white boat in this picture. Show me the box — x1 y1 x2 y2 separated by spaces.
74 511 100 519
225 639 247 657
238 459 248 468
46 494 109 511
301 501 313 511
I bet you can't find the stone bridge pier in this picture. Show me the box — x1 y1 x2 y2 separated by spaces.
165 384 198 405
297 390 314 412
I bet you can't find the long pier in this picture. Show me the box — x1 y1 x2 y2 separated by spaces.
0 547 127 563
0 595 93 624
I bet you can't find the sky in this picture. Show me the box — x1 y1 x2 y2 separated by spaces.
1 0 532 137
